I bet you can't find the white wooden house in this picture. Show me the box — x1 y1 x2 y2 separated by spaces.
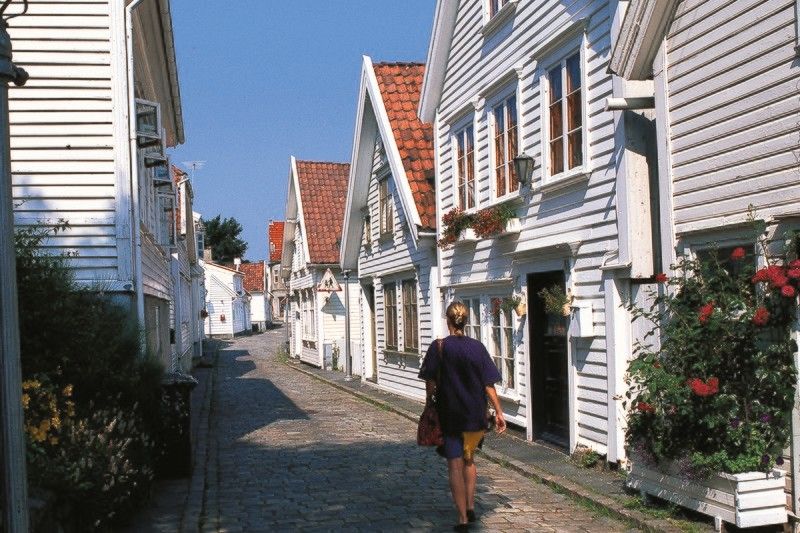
609 0 800 507
169 166 204 372
268 220 288 322
418 0 655 456
340 58 439 399
8 0 184 368
240 261 268 331
203 261 248 339
281 158 361 370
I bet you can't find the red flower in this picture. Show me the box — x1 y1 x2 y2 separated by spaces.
654 273 668 283
790 259 800 269
730 247 746 261
782 285 796 298
688 377 719 397
752 265 788 287
653 361 662 369
637 402 655 413
698 301 715 324
788 269 800 280
752 306 770 327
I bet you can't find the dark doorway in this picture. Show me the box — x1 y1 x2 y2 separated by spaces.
366 285 377 383
528 271 570 448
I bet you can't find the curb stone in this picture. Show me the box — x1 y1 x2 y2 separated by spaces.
283 360 685 533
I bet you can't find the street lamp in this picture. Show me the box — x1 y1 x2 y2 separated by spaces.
513 153 535 188
0 1 29 531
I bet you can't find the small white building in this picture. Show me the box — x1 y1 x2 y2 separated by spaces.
281 158 361 370
267 220 288 322
240 261 269 331
203 262 248 338
340 58 439 399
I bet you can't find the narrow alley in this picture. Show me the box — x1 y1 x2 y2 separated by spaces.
132 326 634 532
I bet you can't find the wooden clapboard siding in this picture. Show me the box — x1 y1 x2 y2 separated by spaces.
357 136 436 401
8 0 120 284
666 0 800 234
434 0 618 450
141 228 170 301
205 275 233 338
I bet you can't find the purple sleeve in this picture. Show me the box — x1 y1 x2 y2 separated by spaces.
481 344 501 386
418 341 439 381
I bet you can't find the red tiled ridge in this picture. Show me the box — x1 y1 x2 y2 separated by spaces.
268 220 285 263
373 62 436 231
295 160 350 264
239 261 265 292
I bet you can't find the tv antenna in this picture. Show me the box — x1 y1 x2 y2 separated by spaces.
182 160 206 182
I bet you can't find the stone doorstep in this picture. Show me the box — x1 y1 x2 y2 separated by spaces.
284 361 684 533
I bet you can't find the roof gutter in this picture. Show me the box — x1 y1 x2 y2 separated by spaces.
156 0 184 144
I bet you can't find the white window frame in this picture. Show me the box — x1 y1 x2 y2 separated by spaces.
488 295 517 394
482 0 518 36
401 278 419 353
452 118 477 211
463 297 482 341
384 282 398 350
539 33 590 189
377 167 393 240
487 85 520 203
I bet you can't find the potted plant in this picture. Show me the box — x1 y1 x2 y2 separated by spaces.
537 284 573 316
624 242 797 529
438 208 476 248
472 204 519 239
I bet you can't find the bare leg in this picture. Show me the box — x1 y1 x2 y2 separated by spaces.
447 458 468 524
464 457 477 514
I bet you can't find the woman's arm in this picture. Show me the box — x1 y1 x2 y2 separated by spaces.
485 385 507 434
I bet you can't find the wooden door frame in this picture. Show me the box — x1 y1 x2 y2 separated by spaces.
520 258 576 452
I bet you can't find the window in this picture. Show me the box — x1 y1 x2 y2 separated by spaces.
492 94 518 198
545 51 584 178
302 290 316 338
384 282 398 350
402 280 418 352
696 244 756 277
489 0 510 18
157 190 175 246
463 298 482 340
489 297 515 390
454 125 476 210
378 178 393 238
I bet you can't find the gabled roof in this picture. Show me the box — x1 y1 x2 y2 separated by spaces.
373 62 436 230
340 57 437 269
608 0 681 80
293 160 350 265
268 221 285 263
239 262 265 293
418 0 459 123
204 261 243 276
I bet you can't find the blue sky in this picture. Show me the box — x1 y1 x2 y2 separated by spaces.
169 1 436 260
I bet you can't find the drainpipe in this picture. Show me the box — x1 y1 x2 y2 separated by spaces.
125 0 146 333
0 9 29 531
343 270 353 380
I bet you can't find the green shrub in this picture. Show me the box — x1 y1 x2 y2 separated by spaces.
15 225 164 529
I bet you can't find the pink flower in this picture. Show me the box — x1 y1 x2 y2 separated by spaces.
752 307 770 327
730 247 746 261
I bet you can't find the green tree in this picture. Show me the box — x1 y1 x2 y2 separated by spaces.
204 215 247 262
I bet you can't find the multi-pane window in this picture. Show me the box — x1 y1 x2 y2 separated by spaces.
379 178 393 238
463 298 482 340
547 52 583 177
402 280 419 352
302 290 316 338
455 125 476 210
384 282 398 350
492 95 518 197
490 298 515 390
489 0 509 17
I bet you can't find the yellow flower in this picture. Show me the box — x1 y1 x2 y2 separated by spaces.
38 420 51 433
22 380 41 390
21 394 29 409
48 436 59 446
62 384 73 397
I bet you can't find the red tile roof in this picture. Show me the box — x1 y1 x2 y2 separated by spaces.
295 160 350 264
268 220 284 263
239 262 265 292
373 62 436 231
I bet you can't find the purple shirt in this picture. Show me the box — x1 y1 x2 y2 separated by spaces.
418 335 501 434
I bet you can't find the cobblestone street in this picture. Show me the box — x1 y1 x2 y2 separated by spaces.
133 326 634 532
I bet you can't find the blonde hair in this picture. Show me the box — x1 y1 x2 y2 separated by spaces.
446 301 468 336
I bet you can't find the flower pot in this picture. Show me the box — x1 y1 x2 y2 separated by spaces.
457 228 478 243
499 217 521 236
514 301 527 317
627 459 787 530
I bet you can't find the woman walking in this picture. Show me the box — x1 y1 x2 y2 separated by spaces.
419 301 507 530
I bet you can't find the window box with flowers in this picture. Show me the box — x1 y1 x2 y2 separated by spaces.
624 243 797 529
438 205 519 249
438 208 477 248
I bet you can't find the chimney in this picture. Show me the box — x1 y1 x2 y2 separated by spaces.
234 257 242 271
203 248 213 262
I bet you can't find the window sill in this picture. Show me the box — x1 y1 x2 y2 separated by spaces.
539 168 590 194
497 389 522 404
378 234 394 245
384 349 420 358
482 0 518 38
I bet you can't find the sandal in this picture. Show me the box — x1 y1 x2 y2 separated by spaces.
467 509 476 523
